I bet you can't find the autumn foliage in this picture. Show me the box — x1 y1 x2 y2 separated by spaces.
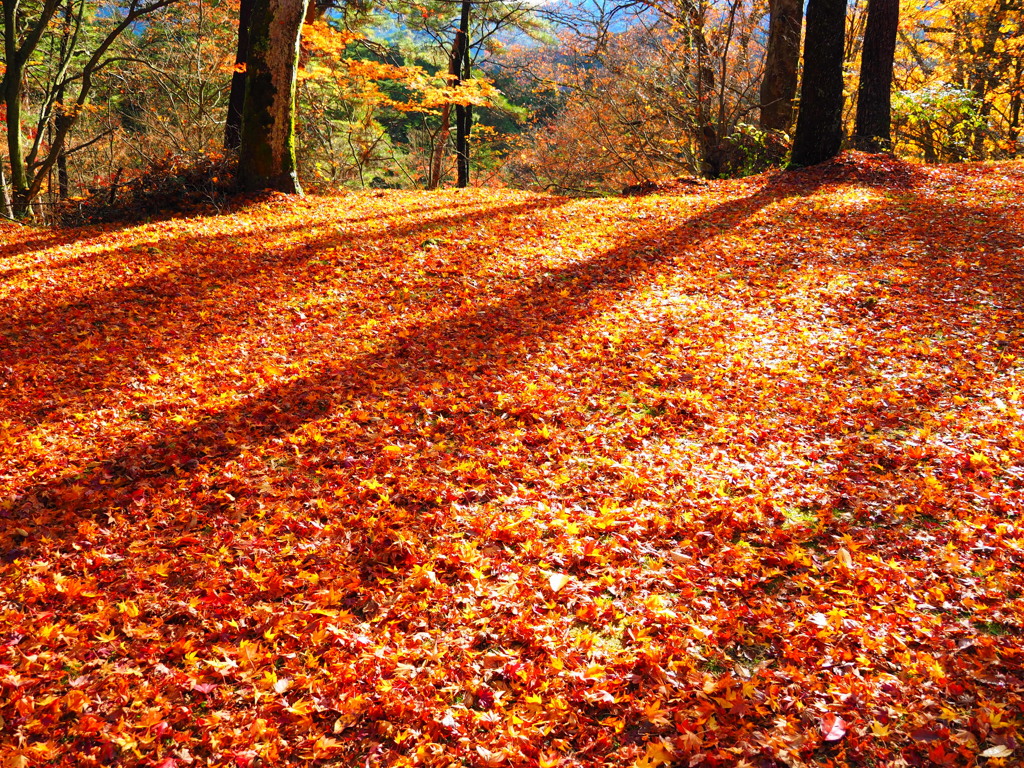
1 153 1023 767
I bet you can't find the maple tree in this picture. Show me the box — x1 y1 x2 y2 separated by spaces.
504 0 776 192
2 152 1023 767
293 19 503 189
403 0 542 189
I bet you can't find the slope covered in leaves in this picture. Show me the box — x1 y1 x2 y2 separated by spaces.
1 154 1023 768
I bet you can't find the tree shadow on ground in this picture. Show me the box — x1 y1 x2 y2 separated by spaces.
4 156 1021 552
4 160 1021 552
0 176 813 546
0 195 568 428
0 195 497 278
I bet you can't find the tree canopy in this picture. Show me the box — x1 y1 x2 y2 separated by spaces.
2 0 1022 213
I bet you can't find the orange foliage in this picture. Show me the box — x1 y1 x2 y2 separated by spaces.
300 20 498 114
1 153 1023 767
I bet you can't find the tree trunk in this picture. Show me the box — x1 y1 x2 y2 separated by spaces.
683 3 719 177
1008 57 1022 157
456 103 472 188
224 0 255 150
967 0 1010 159
759 0 803 134
4 103 31 218
429 7 470 190
454 0 471 188
3 0 31 218
237 0 309 193
55 99 71 200
427 104 451 190
921 123 937 163
0 161 13 220
788 0 846 168
853 0 898 152
55 0 74 201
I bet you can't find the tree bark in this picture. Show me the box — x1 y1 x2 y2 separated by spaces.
237 0 309 193
788 0 846 168
455 100 472 188
55 95 71 200
759 0 802 134
454 0 471 188
456 102 472 188
427 105 451 190
1008 57 1022 157
3 0 32 217
967 0 1011 159
224 0 255 150
0 161 13 220
429 5 470 190
853 0 898 152
55 0 74 200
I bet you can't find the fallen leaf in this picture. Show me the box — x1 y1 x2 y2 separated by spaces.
835 546 853 569
548 572 571 593
821 714 848 742
980 745 1014 758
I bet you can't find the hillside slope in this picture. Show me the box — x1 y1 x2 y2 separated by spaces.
2 154 1024 767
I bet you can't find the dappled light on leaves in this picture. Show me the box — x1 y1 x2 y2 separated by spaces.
1 153 1023 767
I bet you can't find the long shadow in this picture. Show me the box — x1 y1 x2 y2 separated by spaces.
0 179 802 544
0 196 569 424
0 196 502 279
0 227 98 259
0 197 564 325
6 162 1021 548
9 161 1016 545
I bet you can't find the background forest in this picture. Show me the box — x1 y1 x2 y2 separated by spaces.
1 0 1022 219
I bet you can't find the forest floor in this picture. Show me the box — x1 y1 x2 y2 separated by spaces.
1 152 1023 768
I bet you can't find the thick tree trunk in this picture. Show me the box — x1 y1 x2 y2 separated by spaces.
224 0 255 150
759 0 803 134
853 0 898 152
238 0 309 193
454 0 471 188
4 95 30 218
788 0 846 168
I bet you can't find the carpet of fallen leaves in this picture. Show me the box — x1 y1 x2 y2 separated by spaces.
1 153 1023 768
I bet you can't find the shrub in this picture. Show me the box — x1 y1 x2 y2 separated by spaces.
57 152 239 226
